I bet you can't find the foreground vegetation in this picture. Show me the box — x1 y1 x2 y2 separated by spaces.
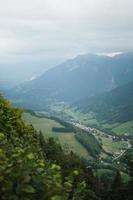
0 95 133 200
0 95 99 199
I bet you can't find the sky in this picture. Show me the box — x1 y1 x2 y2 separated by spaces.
0 0 133 85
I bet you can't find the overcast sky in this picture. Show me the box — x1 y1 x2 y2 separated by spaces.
0 0 133 84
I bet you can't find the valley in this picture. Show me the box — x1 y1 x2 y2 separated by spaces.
49 103 133 138
23 111 130 158
48 103 132 163
23 112 91 160
23 110 132 182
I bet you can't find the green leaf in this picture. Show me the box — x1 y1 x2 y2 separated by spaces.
27 153 35 160
22 185 36 193
51 196 62 200
0 132 5 139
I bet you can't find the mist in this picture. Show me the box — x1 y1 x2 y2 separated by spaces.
0 0 133 84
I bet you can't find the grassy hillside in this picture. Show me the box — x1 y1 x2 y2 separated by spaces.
100 137 128 153
112 121 133 136
23 112 92 160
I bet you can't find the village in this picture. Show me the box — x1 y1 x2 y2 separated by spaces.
70 121 132 162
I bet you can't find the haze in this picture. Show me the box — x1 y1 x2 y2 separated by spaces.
0 0 133 85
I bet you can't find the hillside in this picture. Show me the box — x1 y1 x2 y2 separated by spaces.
23 112 90 160
0 95 100 199
23 112 102 159
0 95 133 199
77 80 133 124
8 53 133 110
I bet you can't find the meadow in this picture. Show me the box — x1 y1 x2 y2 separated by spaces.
49 104 133 137
23 112 91 160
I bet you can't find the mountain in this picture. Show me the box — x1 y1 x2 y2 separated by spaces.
8 52 133 110
0 61 59 87
77 80 133 123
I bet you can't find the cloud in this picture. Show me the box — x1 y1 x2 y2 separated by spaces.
0 0 133 83
96 52 123 57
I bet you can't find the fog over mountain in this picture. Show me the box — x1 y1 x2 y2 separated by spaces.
9 52 133 109
0 0 133 84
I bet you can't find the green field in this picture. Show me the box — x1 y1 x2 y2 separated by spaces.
50 104 95 125
23 112 91 160
45 105 130 155
50 105 133 137
112 120 133 136
23 110 129 161
23 111 130 180
99 137 128 153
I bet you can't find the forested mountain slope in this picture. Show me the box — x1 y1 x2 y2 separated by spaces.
77 80 133 123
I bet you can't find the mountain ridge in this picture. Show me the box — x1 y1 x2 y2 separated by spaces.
77 80 133 123
6 52 133 110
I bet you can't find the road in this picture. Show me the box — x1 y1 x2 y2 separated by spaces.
71 121 132 161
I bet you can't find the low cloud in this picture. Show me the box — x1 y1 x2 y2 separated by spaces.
0 0 133 82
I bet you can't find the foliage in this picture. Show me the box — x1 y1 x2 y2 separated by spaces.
0 95 132 200
0 95 98 200
75 129 102 158
52 127 73 133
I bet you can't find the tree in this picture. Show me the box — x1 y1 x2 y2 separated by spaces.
112 170 123 190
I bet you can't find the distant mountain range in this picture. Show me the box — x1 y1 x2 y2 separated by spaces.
8 52 133 112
